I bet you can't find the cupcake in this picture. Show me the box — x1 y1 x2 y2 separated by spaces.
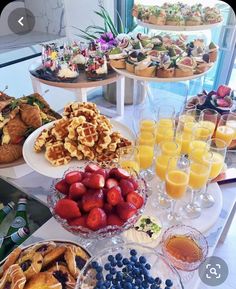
175 56 196 77
208 42 218 62
85 54 108 80
166 6 185 26
149 6 166 25
135 56 156 77
122 215 162 248
156 54 175 78
204 6 222 24
126 51 145 73
109 47 127 69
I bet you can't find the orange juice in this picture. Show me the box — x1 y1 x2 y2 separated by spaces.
158 118 173 127
215 126 235 146
137 145 154 170
207 152 224 180
194 125 212 141
198 120 215 136
165 170 189 199
189 148 208 163
156 126 174 144
189 163 209 189
226 120 236 139
190 140 207 151
155 154 170 181
120 160 140 173
138 132 155 146
140 120 156 133
160 141 180 156
179 115 196 134
176 133 192 154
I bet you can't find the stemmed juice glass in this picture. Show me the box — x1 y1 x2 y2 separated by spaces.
189 125 212 152
215 114 235 147
156 105 175 145
199 138 227 208
175 121 193 155
199 109 218 137
117 146 140 174
226 113 236 142
165 155 190 225
155 141 181 209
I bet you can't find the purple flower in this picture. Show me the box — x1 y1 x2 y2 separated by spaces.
96 32 117 50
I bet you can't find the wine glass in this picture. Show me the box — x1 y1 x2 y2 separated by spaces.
215 114 235 147
199 138 227 208
199 108 218 137
156 119 175 145
189 125 212 152
155 141 181 209
156 104 175 122
165 155 190 225
117 146 140 174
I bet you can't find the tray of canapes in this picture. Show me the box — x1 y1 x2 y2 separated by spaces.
132 1 223 31
0 91 61 168
109 33 217 81
22 102 135 178
0 240 91 289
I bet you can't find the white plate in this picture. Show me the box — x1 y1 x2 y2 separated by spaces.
136 19 223 32
23 119 135 178
112 65 214 83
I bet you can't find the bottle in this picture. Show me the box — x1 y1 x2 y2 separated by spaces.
7 198 29 236
0 201 15 225
0 227 29 261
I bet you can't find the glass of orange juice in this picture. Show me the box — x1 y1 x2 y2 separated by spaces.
138 132 156 147
189 125 212 153
199 138 227 208
165 155 190 225
175 121 193 155
117 146 140 174
226 113 236 143
199 109 218 137
156 104 175 122
215 114 235 147
156 120 175 145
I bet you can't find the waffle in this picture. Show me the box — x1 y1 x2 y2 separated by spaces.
108 132 122 152
96 132 111 154
45 141 71 166
77 122 98 147
51 118 70 140
34 129 50 152
96 115 113 130
64 138 83 160
67 116 86 140
78 143 95 160
95 151 119 164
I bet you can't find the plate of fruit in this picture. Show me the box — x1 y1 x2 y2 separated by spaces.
47 162 147 239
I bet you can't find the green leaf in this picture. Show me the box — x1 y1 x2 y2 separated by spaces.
85 25 106 32
127 23 138 33
115 9 124 33
99 5 119 36
72 27 97 40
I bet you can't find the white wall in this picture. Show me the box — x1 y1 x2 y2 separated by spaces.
64 0 115 40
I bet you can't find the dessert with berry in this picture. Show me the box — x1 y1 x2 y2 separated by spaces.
85 54 108 80
108 47 127 69
134 56 157 77
175 56 196 77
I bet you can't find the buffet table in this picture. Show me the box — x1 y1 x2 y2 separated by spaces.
2 171 235 289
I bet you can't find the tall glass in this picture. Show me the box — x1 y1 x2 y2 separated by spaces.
199 138 227 208
175 121 193 155
165 155 190 225
117 146 140 174
199 109 218 137
226 113 236 142
189 125 212 152
156 105 175 122
215 114 235 147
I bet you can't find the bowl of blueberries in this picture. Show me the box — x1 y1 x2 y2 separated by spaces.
76 243 184 289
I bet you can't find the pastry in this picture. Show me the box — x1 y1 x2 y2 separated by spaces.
208 42 218 62
175 56 196 77
45 142 72 166
134 57 156 77
5 115 28 144
17 252 43 280
149 7 166 25
20 104 42 128
0 144 22 164
48 264 76 289
24 241 57 257
156 67 175 78
204 6 222 24
24 272 62 289
2 248 22 273
0 264 26 289
126 51 146 73
43 246 67 268
109 48 127 69
64 245 90 278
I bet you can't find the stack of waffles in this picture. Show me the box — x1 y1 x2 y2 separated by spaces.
34 102 132 166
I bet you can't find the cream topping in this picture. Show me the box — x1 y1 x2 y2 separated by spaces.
58 67 78 78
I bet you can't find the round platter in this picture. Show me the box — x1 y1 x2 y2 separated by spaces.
146 180 222 233
23 119 135 178
0 157 25 169
111 66 213 83
136 19 223 32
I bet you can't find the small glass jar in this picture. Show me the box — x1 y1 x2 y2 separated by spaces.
85 53 108 81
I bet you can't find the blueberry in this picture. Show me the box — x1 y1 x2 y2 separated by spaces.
165 279 173 287
150 285 158 289
108 255 114 262
130 256 137 262
130 249 137 256
104 263 111 271
96 266 103 273
122 267 127 273
124 282 132 289
96 273 103 280
104 281 111 288
92 261 99 269
106 274 113 281
141 281 149 288
115 253 123 261
96 280 103 286
155 277 162 285
110 267 116 275
125 276 133 283
165 287 170 289
116 271 123 281
148 277 155 284
127 264 133 271
145 263 151 270
122 258 129 265
111 260 117 267
117 261 123 268
139 256 146 264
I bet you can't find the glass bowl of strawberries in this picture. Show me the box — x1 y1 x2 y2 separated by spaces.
47 162 148 239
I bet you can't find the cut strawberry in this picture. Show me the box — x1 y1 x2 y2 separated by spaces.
126 192 144 209
217 85 231 98
127 177 139 190
55 179 69 195
216 98 230 107
105 178 119 189
82 172 92 179
103 203 114 214
85 163 101 173
82 190 104 212
54 199 81 220
116 202 137 221
109 168 130 179
65 171 82 184
68 215 87 227
107 186 123 206
82 174 105 189
69 182 87 200
102 187 109 197
96 168 109 179
107 214 124 227
86 208 107 231
119 179 135 196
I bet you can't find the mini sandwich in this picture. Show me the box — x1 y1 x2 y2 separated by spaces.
195 53 213 74
175 56 196 77
135 56 157 77
109 47 127 69
185 11 202 26
166 7 185 26
126 51 146 73
204 7 222 24
156 54 175 78
149 6 166 25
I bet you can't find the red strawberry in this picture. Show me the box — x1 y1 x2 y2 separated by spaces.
109 168 130 179
127 177 139 190
82 190 104 212
217 85 231 98
69 182 87 200
107 214 124 227
82 174 105 189
216 98 230 107
119 179 134 196
107 186 123 206
106 178 119 189
87 188 103 195
85 163 101 173
55 179 69 195
68 215 87 227
82 172 92 179
126 192 144 209
103 203 113 214
96 168 109 179
86 208 107 231
116 202 137 221
54 199 81 220
65 171 82 184
102 187 109 197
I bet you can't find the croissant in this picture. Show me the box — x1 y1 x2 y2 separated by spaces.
5 115 28 143
0 144 22 163
20 103 42 128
